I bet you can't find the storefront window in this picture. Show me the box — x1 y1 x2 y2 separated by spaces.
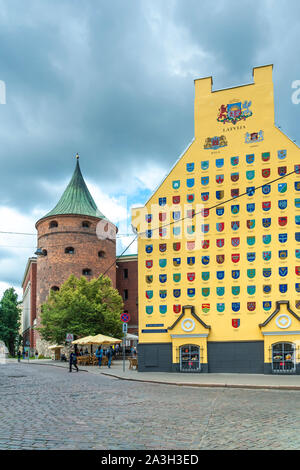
180 345 200 372
272 343 295 373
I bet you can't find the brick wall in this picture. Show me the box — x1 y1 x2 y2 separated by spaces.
116 256 138 334
35 214 116 352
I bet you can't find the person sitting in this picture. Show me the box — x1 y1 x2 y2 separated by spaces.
61 353 67 362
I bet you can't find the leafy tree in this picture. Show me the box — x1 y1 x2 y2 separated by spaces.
0 288 21 356
38 274 123 344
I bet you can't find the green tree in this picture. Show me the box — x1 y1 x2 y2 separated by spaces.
38 274 123 344
0 288 21 356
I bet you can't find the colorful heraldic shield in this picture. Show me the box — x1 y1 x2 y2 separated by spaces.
217 100 252 125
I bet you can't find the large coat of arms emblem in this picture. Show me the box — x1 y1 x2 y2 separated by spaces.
217 100 252 125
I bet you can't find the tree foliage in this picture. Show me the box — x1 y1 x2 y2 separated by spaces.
38 274 123 344
0 288 21 356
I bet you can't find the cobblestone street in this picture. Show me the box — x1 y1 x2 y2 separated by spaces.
0 362 299 450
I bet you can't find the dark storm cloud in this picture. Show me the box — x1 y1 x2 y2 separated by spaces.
0 0 299 216
0 0 300 294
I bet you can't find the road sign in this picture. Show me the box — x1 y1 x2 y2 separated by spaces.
122 323 128 334
121 312 130 323
66 333 74 342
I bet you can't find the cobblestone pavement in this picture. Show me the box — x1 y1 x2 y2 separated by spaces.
0 362 299 450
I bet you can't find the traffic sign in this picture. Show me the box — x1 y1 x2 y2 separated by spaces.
121 312 130 323
122 323 128 334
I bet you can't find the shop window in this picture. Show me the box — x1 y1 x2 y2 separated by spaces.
180 345 201 372
65 247 75 254
272 342 295 374
49 221 58 228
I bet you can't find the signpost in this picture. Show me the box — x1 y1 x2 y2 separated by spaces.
121 313 130 372
66 333 74 343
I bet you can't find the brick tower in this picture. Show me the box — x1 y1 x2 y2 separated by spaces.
35 154 116 353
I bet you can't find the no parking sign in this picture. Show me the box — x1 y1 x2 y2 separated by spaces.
121 312 130 323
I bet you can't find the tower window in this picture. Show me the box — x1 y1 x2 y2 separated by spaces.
124 289 128 301
123 268 128 279
49 221 58 228
65 247 75 254
82 221 91 228
51 286 59 292
82 268 92 276
98 250 105 258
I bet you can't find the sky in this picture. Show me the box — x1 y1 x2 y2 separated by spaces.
0 0 300 299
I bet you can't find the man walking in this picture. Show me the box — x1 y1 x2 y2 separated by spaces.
69 349 78 372
95 345 103 368
106 346 113 369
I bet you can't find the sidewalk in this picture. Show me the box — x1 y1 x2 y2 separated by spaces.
7 358 300 391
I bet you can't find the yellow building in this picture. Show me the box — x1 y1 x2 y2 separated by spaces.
132 65 300 374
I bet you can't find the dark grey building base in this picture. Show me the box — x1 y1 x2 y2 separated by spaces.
137 341 298 374
137 343 173 372
207 341 264 374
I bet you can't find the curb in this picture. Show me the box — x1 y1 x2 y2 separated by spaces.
14 361 300 391
99 371 300 391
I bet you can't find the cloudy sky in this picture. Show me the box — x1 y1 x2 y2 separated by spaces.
0 0 300 299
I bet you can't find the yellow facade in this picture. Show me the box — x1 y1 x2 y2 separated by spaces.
132 65 300 374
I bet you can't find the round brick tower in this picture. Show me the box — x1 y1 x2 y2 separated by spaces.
35 155 116 354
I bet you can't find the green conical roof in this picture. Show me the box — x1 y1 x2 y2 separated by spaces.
41 156 107 221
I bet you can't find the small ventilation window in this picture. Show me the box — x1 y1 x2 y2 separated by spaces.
82 221 90 228
65 247 75 254
51 286 59 292
98 251 105 258
82 268 92 276
49 221 58 228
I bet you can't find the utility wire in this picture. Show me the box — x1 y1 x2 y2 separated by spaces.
101 168 298 276
0 170 297 251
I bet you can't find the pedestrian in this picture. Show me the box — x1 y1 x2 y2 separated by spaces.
17 350 21 362
35 350 38 360
106 346 113 368
69 349 79 372
22 349 25 360
95 345 103 367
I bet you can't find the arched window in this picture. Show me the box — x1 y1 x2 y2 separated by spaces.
65 247 75 254
49 221 58 228
272 342 295 373
82 268 92 276
82 221 90 228
51 286 59 292
180 345 201 372
98 250 105 258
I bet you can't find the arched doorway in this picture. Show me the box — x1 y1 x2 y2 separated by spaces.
272 342 295 373
179 345 201 372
